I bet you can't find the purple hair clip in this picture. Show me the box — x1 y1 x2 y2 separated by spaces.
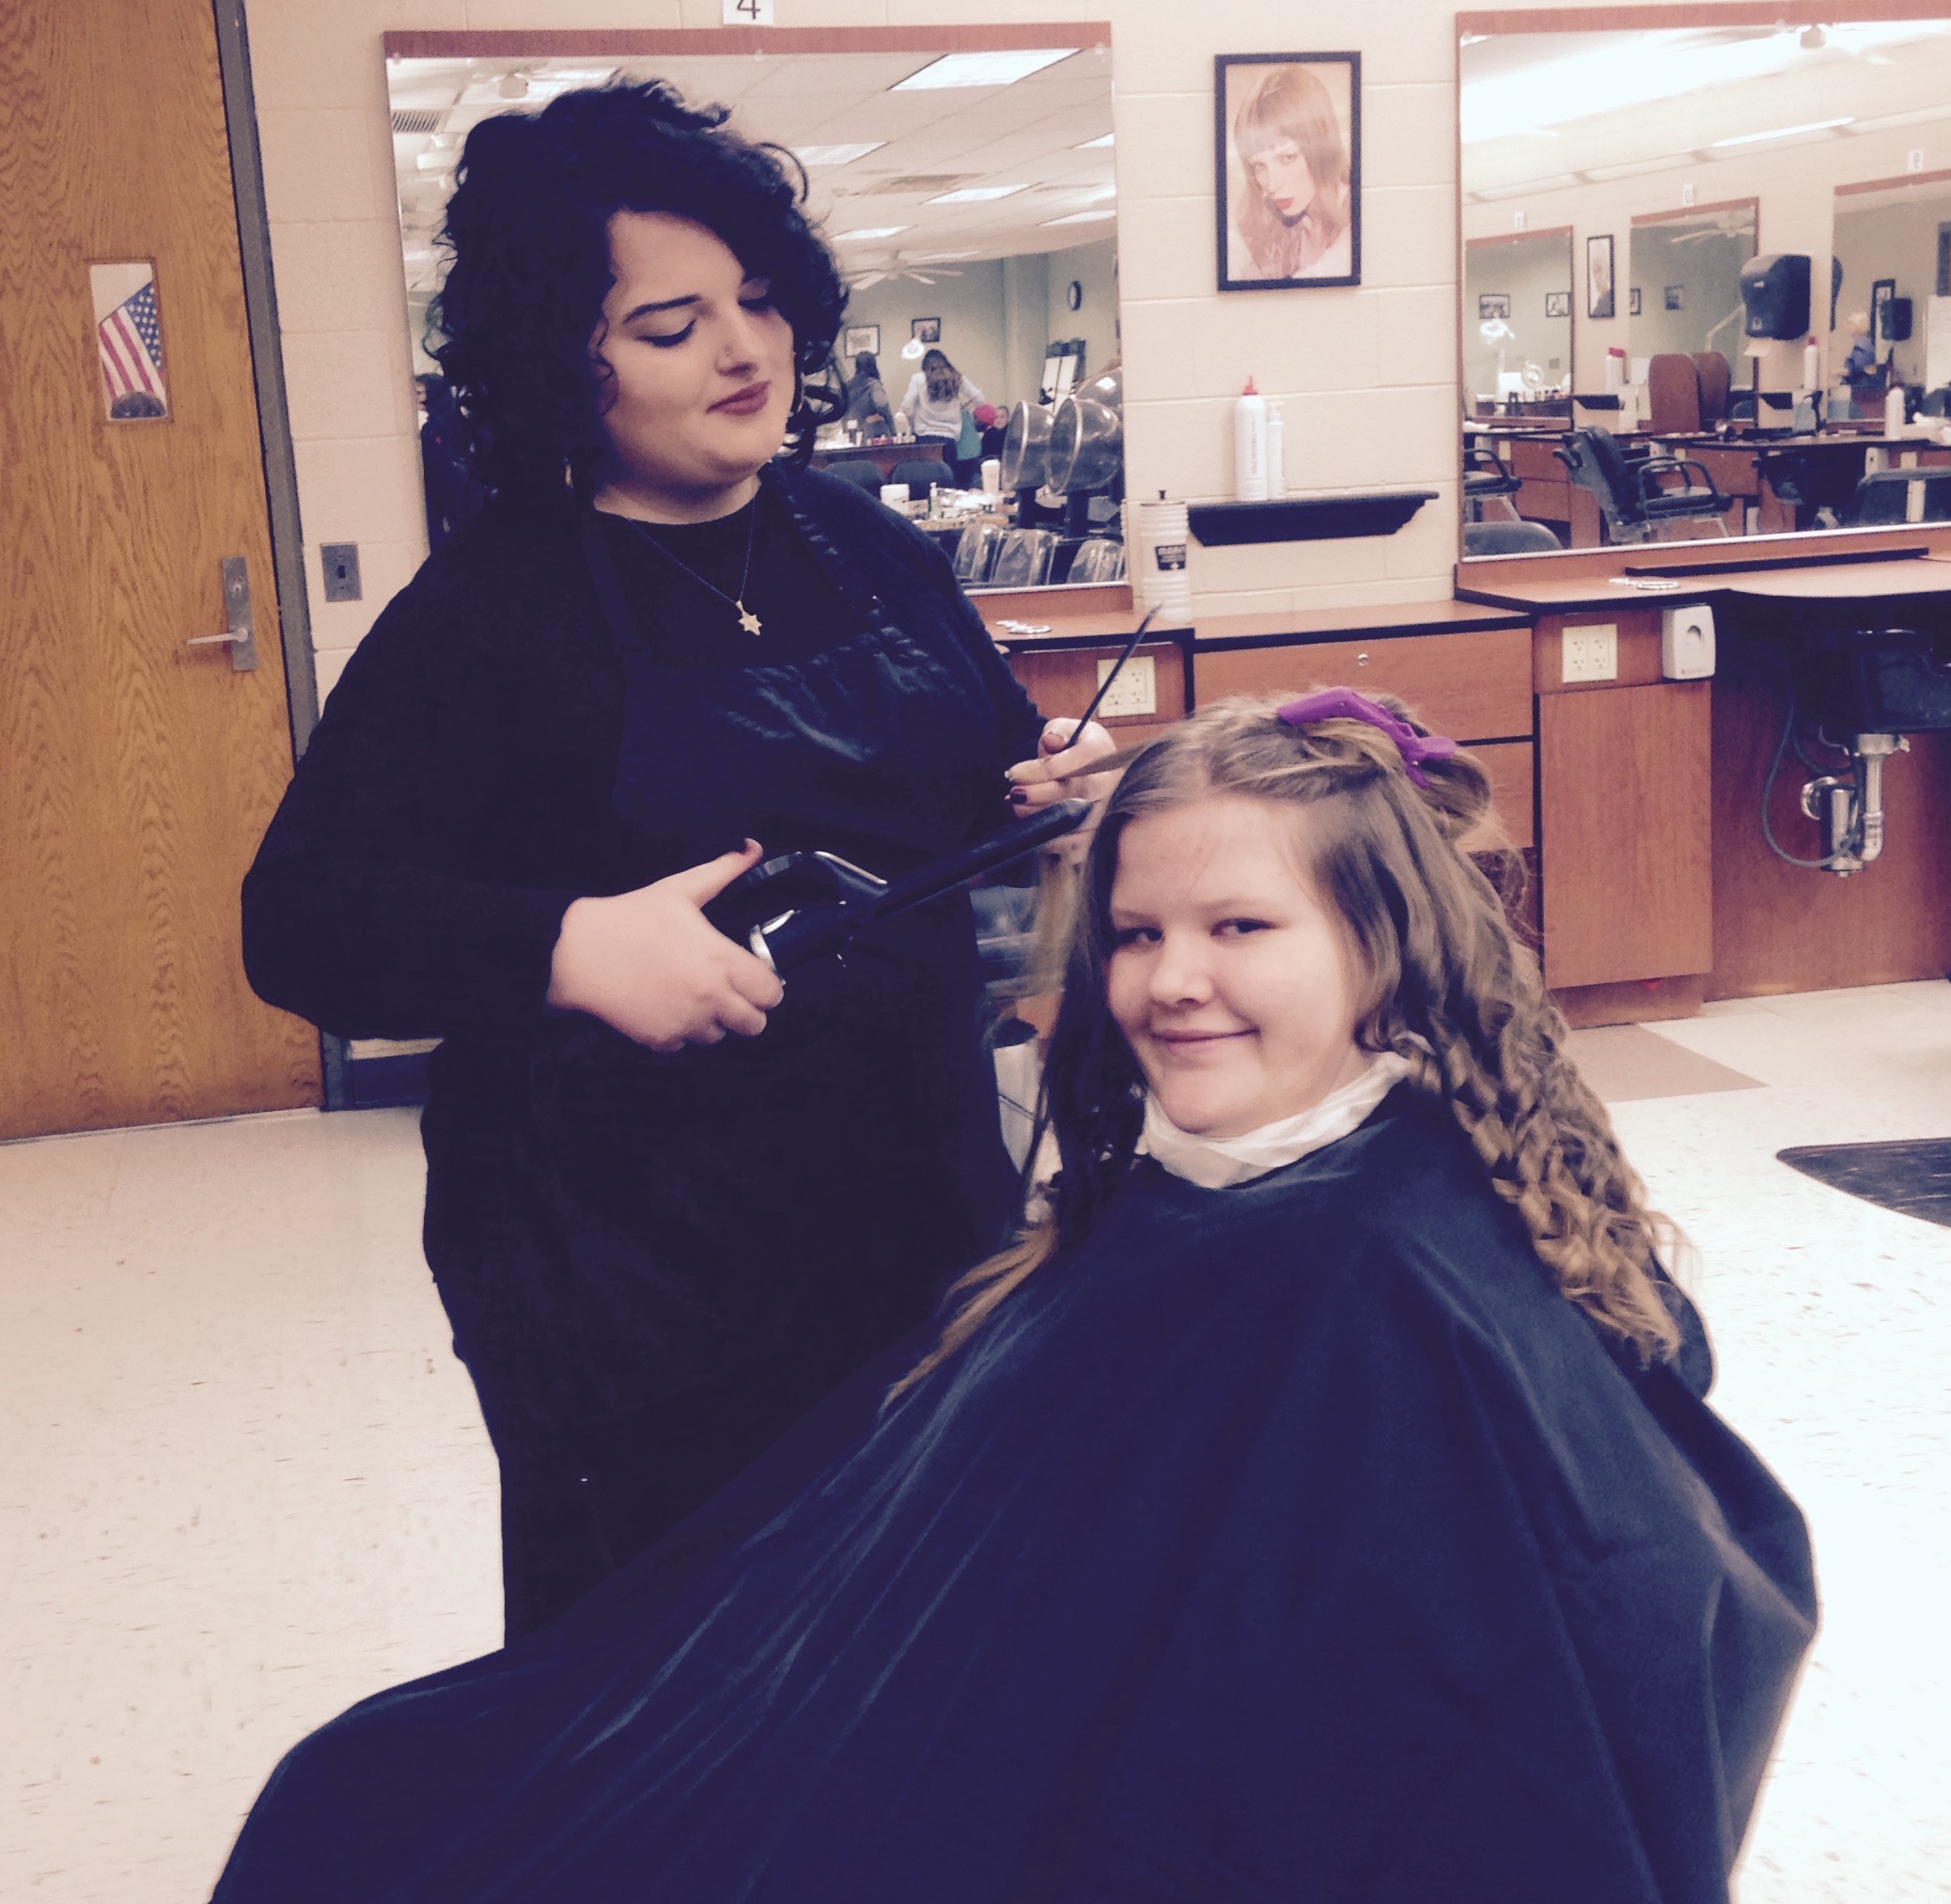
1275 687 1459 788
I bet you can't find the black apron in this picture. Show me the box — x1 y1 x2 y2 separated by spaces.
473 495 1022 1634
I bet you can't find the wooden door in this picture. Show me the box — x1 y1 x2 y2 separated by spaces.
0 0 320 1137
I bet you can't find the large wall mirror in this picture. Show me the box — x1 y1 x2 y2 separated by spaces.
383 27 1117 587
1458 6 1951 559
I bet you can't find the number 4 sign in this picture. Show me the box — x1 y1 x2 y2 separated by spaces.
723 0 774 22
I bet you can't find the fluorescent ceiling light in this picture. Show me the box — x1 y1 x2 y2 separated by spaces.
1041 209 1116 226
1076 132 1115 148
893 49 1076 91
929 184 1027 203
794 142 884 166
1710 117 1852 148
833 225 911 242
1461 22 1946 143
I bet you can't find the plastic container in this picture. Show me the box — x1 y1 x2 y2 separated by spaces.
1266 403 1287 500
1803 336 1821 394
1132 495 1192 619
980 457 1002 493
1233 377 1268 501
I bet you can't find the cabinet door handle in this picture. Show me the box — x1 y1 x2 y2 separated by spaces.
184 556 259 673
1355 650 1370 666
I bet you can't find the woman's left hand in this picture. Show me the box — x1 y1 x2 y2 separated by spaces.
1006 717 1119 813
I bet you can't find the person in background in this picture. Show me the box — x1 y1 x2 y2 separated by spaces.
899 347 983 473
841 350 892 439
240 80 1113 1644
1225 62 1353 282
415 372 489 552
1842 310 1880 391
213 691 1814 1904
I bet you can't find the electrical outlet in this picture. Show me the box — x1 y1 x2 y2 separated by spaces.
1910 148 1927 173
1094 653 1156 718
1680 181 1695 207
1561 622 1618 684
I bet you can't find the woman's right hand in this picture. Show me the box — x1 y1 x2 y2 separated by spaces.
546 842 785 1052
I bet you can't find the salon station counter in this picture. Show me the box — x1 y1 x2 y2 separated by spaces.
980 535 1951 1028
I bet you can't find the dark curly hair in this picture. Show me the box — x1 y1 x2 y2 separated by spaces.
429 81 848 498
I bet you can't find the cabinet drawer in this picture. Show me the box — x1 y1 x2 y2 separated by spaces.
1193 627 1533 741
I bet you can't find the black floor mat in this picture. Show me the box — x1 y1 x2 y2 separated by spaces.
1777 1139 1951 1228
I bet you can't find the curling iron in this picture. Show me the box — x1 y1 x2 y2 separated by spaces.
705 797 1094 975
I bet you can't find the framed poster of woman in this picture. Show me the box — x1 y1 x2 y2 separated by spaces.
1215 53 1360 290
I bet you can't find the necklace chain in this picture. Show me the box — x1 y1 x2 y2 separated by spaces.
627 501 762 637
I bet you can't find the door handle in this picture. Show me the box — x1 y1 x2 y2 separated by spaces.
185 555 259 672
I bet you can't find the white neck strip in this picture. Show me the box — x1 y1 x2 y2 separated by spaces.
1138 1053 1410 1190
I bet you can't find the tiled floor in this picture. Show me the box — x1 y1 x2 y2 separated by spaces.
3 983 1948 1901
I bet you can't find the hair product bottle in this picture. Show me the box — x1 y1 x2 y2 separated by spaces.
1265 402 1287 499
1233 377 1268 500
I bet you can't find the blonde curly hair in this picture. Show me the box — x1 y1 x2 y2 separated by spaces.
894 693 1682 1398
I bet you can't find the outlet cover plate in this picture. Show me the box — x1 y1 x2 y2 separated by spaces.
1562 621 1618 684
1095 652 1156 718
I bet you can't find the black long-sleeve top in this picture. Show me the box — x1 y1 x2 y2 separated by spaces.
242 467 1044 1439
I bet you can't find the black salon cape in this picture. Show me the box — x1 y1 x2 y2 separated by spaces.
212 1091 1816 1904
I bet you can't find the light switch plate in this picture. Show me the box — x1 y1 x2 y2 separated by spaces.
320 542 362 603
1561 622 1618 683
1095 652 1156 718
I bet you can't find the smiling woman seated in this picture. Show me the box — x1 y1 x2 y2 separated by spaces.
216 692 1814 1904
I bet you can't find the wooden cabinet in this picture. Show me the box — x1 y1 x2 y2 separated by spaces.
1537 681 1712 990
1004 639 1188 754
1194 627 1533 741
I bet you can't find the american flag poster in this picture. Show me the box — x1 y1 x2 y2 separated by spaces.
90 260 169 420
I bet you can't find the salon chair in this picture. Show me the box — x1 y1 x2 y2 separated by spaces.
1462 445 1522 523
1844 468 1951 527
1647 353 1705 434
1554 428 1731 543
1692 351 1733 429
892 458 951 500
1064 537 1127 585
1462 519 1562 555
953 522 1002 585
988 528 1058 587
823 460 885 494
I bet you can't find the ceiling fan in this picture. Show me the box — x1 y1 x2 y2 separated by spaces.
849 252 968 290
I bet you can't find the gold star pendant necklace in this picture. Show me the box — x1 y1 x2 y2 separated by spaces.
628 499 762 638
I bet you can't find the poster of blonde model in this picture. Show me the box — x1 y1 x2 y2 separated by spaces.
1215 53 1360 291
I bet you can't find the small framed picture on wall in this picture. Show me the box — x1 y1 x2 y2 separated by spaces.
1586 234 1615 320
1664 285 1685 312
1544 290 1570 319
1630 287 1642 316
910 317 941 344
1214 52 1361 289
841 324 880 359
1478 293 1510 321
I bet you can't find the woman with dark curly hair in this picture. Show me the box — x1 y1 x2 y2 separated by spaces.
214 693 1811 1903
241 81 1110 1640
